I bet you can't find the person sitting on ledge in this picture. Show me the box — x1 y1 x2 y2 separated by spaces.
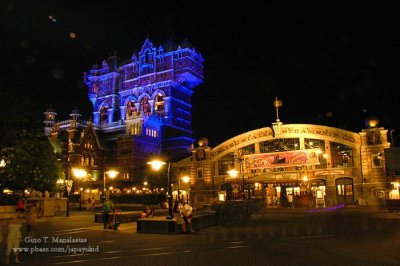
179 201 195 233
139 206 155 219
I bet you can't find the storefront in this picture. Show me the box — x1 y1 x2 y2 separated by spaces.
176 122 391 209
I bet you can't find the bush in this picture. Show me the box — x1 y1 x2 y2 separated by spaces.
110 194 165 205
0 194 20 205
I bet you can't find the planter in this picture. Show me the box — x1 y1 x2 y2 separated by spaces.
386 199 400 212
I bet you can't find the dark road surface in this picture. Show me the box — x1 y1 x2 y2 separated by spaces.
1 207 400 266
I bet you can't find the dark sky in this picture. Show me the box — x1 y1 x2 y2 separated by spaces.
2 1 400 146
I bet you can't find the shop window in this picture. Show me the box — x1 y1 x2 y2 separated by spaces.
293 187 300 196
330 142 353 168
336 178 354 197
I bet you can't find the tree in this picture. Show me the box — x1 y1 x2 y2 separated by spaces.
0 130 64 191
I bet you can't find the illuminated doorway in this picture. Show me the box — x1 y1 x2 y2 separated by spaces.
336 177 354 205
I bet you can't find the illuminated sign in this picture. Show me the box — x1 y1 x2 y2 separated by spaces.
244 149 320 169
212 125 358 158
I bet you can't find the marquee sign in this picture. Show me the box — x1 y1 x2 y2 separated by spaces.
244 149 320 169
212 124 359 158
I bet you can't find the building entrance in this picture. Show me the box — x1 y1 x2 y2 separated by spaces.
336 177 354 205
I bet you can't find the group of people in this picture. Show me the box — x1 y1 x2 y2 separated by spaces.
173 200 195 233
1 197 39 264
102 199 121 230
138 200 196 233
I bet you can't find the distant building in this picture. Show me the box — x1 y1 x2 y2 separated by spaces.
44 38 204 192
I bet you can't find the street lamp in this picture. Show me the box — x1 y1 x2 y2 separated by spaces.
178 175 190 203
147 159 173 219
56 178 64 197
71 168 87 211
103 170 118 200
227 157 245 199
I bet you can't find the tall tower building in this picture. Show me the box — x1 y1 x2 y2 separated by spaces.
83 38 204 180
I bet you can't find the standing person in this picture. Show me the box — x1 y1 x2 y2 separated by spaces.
87 197 92 210
16 198 25 219
102 199 113 230
4 216 22 265
91 197 95 211
179 201 195 233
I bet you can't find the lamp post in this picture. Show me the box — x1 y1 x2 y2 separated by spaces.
56 179 64 198
103 170 119 201
65 179 73 217
178 175 190 203
147 159 173 219
227 157 245 200
72 168 87 211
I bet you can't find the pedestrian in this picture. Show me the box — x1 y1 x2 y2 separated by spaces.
4 216 22 264
91 197 95 211
287 193 294 209
87 197 92 210
173 201 185 233
15 198 25 220
179 201 195 233
102 199 114 230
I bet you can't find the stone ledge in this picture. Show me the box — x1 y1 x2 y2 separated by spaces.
137 213 217 234
94 209 169 223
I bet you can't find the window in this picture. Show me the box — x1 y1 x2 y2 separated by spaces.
239 144 255 155
372 153 383 168
305 138 327 169
197 168 203 179
140 97 151 116
126 100 138 119
218 153 234 175
330 142 353 168
100 106 107 122
336 178 354 196
259 138 300 153
154 94 165 116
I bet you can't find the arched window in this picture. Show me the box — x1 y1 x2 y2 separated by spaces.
126 100 138 119
100 106 108 122
154 94 165 116
140 97 151 116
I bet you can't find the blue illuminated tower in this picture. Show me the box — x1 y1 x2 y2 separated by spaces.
83 38 204 179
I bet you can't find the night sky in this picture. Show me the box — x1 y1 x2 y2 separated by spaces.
2 1 400 146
